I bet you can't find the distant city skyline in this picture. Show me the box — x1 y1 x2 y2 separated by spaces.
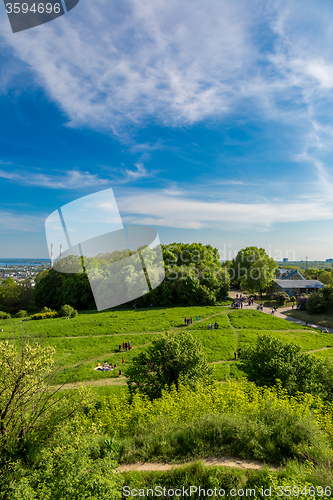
1 1 333 260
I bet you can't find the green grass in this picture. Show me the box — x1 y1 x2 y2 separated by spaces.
310 347 333 360
237 329 333 352
228 309 308 330
2 304 332 387
0 306 228 339
285 310 333 329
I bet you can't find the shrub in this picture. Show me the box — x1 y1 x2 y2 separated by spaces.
0 311 11 320
15 310 27 318
297 294 308 310
273 291 289 306
90 381 333 465
306 287 333 315
59 304 78 318
126 331 213 400
30 311 58 320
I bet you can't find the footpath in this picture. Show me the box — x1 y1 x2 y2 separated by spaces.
119 456 280 473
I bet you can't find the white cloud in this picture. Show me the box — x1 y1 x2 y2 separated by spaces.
0 168 110 189
117 189 333 231
122 163 151 180
2 0 261 132
3 0 333 194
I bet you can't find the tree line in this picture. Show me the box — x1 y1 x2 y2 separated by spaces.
3 243 333 313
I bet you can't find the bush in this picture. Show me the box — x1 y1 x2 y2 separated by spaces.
0 431 123 499
306 287 333 315
15 310 27 318
273 292 289 306
58 304 78 318
30 311 58 320
127 331 213 400
0 311 11 320
297 294 308 310
90 381 333 465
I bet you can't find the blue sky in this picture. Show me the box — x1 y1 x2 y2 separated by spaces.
1 0 333 260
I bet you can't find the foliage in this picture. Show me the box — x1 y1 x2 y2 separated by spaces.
34 243 230 310
0 424 123 500
126 331 213 399
0 278 35 314
89 381 333 464
15 309 27 318
0 311 11 319
30 311 58 320
273 291 289 306
59 304 78 318
229 247 277 294
123 462 331 500
0 338 89 456
306 287 333 315
239 335 333 400
297 294 309 310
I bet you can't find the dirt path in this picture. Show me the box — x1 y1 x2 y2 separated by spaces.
119 456 280 473
307 346 333 353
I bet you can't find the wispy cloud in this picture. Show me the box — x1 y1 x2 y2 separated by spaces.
0 168 110 189
117 189 333 231
3 0 333 194
122 163 151 181
0 210 44 232
1 0 261 132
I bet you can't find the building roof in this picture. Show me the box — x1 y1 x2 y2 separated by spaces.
276 268 305 280
274 279 324 289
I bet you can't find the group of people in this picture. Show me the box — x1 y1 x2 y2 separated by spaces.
184 316 199 326
208 322 219 330
95 361 123 376
119 341 132 351
256 303 264 311
95 361 117 371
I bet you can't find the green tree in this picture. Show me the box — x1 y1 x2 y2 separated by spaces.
0 338 88 456
230 247 277 294
0 278 21 312
127 331 213 400
240 335 320 396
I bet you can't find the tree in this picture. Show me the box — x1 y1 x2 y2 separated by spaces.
126 331 213 400
0 278 21 312
239 335 320 396
229 247 277 294
0 338 88 456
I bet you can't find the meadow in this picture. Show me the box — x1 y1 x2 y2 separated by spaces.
2 304 333 496
1 305 332 389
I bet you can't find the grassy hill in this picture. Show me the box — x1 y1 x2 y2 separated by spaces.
2 304 333 495
1 305 332 393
